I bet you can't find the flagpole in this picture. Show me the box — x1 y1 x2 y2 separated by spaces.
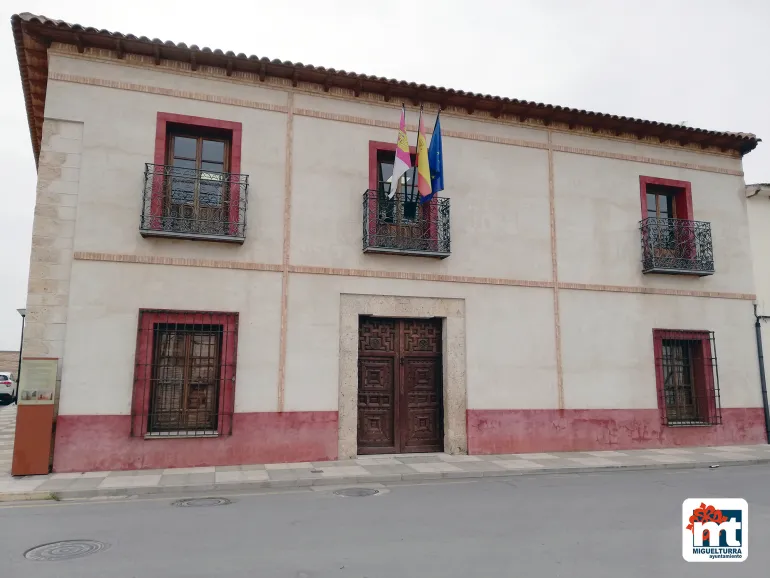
413 105 422 200
431 107 441 205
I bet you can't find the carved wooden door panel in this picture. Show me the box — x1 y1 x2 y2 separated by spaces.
400 319 443 452
358 317 442 454
358 318 398 453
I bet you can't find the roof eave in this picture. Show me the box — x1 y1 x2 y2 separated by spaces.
11 13 761 167
11 14 42 167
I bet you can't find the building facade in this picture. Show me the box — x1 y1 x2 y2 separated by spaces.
12 13 767 472
746 183 770 443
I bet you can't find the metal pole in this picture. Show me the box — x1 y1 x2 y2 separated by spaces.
15 314 24 405
753 304 770 443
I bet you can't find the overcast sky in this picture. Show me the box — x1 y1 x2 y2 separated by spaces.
0 0 768 349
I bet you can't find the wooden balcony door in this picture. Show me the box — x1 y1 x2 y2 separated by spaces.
357 317 443 454
376 151 431 251
166 132 229 232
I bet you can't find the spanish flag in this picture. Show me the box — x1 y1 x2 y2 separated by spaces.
415 107 432 200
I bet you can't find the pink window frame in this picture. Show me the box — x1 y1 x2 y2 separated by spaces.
639 176 693 220
652 329 716 425
367 140 438 249
150 113 243 235
131 309 239 437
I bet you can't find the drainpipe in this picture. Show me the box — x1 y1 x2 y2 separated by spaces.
753 304 770 443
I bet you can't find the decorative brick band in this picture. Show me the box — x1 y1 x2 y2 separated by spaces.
287 265 555 288
50 45 740 161
73 252 756 301
48 72 289 115
48 69 743 177
550 144 741 176
547 131 565 410
73 251 283 272
294 108 550 153
277 94 295 412
557 282 756 301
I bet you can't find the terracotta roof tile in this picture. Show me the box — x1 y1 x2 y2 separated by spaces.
11 12 761 165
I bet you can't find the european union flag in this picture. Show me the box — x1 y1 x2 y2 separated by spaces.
421 113 443 203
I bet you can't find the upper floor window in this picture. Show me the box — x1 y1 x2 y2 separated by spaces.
639 176 713 276
140 113 248 243
363 141 450 258
646 185 677 220
376 148 419 222
166 126 232 219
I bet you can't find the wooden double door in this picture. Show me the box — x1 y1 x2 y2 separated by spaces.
357 317 443 454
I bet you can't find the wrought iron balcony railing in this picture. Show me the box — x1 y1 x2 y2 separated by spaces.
140 163 249 243
640 217 714 276
362 189 450 258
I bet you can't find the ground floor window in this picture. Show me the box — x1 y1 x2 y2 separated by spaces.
652 329 721 426
131 310 238 437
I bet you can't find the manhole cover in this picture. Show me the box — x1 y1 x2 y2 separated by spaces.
24 540 110 561
172 497 232 507
333 488 379 497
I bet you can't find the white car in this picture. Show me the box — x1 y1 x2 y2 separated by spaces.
0 372 16 404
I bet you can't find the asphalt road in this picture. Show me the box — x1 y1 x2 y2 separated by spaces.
0 465 767 577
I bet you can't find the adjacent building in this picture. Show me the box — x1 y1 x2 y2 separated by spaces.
0 351 20 377
746 183 770 443
11 13 767 472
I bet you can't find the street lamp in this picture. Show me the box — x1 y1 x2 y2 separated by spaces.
15 308 25 405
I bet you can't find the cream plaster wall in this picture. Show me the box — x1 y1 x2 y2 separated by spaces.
746 186 770 404
45 52 753 293
560 290 761 409
59 260 282 415
290 114 552 279
293 92 550 144
554 152 754 294
35 51 762 425
747 187 770 312
283 274 557 415
550 130 743 173
50 51 290 108
45 54 287 266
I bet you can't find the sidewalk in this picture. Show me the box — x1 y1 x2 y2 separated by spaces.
1 413 768 501
0 403 16 477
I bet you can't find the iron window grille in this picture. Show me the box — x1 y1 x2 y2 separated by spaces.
653 329 721 427
640 217 714 276
362 189 450 258
131 310 238 438
140 163 249 243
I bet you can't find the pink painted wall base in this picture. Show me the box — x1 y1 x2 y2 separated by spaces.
467 408 768 454
53 411 338 472
52 407 767 472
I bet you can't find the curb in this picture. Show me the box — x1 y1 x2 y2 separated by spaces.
2 456 769 503
0 491 55 503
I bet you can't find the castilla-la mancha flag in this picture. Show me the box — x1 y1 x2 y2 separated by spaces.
387 105 411 199
415 108 432 200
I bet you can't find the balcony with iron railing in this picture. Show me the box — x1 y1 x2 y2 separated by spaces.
639 217 714 276
362 189 450 258
140 163 249 243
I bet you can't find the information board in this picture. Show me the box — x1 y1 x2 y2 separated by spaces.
17 357 57 405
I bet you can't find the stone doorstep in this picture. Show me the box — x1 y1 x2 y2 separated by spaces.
3 455 769 503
